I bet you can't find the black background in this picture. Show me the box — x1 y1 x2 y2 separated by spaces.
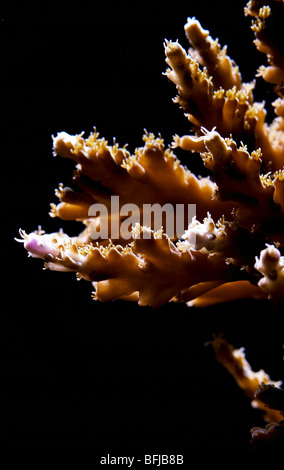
2 0 284 453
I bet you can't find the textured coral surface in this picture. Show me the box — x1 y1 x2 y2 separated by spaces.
6 0 284 450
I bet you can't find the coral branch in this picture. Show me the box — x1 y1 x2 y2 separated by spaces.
209 335 283 423
164 17 266 149
20 224 240 308
184 17 242 92
209 334 284 448
175 129 284 242
52 130 233 241
186 280 266 307
254 243 284 297
165 39 255 139
245 0 284 93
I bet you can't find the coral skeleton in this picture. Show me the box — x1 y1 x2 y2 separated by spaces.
18 0 284 446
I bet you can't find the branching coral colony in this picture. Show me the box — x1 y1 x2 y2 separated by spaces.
17 0 284 447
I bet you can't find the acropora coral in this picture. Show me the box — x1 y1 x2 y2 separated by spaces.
17 0 284 447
